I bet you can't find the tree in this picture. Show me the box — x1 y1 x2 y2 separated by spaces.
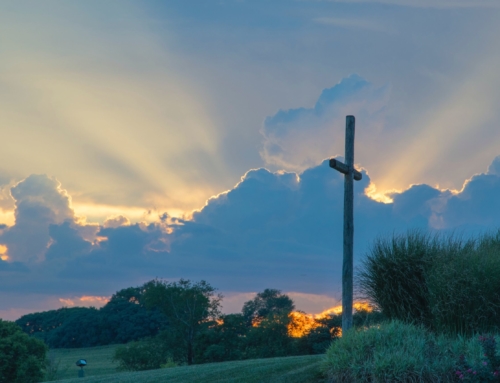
195 313 247 363
242 288 294 326
0 319 47 383
143 279 222 365
99 287 168 345
15 287 168 348
244 312 294 358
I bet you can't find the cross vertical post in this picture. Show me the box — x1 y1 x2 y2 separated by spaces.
329 115 362 333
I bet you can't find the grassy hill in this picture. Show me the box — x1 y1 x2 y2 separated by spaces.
46 345 326 383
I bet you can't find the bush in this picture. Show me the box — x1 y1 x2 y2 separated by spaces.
113 337 171 371
323 320 458 382
0 319 47 383
455 334 500 382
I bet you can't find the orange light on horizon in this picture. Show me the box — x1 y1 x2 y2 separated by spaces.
287 311 320 337
315 301 373 319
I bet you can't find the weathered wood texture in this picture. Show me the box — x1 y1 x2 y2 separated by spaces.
329 159 362 181
329 116 362 333
342 115 355 332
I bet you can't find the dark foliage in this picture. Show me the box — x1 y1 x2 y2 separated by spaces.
142 279 222 365
194 314 247 363
113 336 171 371
242 288 295 326
0 319 47 383
15 287 167 348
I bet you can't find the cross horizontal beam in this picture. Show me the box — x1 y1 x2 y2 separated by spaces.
329 159 362 181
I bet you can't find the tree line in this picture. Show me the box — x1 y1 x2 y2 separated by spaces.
7 278 384 380
15 286 168 348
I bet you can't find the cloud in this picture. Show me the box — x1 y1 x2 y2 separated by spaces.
0 175 75 263
3 156 500 319
59 295 109 308
260 74 390 172
103 215 131 228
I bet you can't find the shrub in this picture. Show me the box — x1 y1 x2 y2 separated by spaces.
113 337 171 371
455 334 500 382
0 319 47 383
323 320 458 382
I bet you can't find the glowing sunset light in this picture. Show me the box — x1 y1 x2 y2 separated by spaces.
364 183 394 204
58 296 110 308
288 311 320 338
0 245 8 261
315 302 373 319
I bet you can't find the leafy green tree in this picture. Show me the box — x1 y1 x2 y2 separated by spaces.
0 319 47 383
244 312 294 358
143 279 222 365
99 288 168 345
194 314 247 363
15 287 168 348
242 288 294 326
15 307 94 346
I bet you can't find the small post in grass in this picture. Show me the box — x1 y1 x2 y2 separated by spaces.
76 359 87 378
329 115 362 333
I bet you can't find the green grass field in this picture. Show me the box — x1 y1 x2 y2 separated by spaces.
46 345 326 383
46 345 119 381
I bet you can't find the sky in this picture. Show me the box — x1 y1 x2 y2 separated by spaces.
1 0 500 320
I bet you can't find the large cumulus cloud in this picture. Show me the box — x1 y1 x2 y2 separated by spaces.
260 74 390 172
2 155 500 319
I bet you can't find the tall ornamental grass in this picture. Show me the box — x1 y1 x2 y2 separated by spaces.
357 231 438 329
358 230 500 336
427 232 500 335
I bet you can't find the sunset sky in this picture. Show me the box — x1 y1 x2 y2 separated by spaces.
1 0 500 320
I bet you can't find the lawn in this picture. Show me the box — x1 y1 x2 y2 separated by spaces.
47 350 325 383
46 345 119 381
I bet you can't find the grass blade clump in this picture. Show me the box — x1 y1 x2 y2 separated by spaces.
357 231 438 328
358 230 500 336
427 232 500 335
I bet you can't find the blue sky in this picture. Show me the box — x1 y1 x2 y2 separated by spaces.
1 0 500 319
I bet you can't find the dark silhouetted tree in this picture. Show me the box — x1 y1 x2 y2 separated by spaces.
143 279 222 365
242 288 294 326
0 319 47 383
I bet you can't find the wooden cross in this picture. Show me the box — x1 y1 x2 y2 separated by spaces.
329 115 362 333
